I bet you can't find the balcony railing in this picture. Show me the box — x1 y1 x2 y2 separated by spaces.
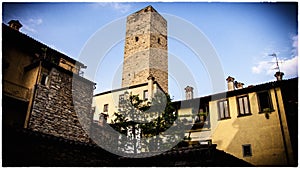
3 80 31 101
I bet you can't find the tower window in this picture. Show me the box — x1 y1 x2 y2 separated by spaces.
135 36 139 42
158 38 160 44
242 144 252 157
41 74 49 87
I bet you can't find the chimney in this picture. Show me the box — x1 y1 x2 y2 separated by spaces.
8 20 22 31
226 76 235 91
184 86 194 100
235 82 244 89
274 71 284 81
147 74 155 101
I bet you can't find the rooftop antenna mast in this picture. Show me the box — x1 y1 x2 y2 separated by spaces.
269 53 281 72
269 53 284 81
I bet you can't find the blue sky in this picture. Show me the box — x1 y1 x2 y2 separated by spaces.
3 2 298 101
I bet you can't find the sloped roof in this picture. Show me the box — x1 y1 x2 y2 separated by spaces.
174 77 298 106
2 23 85 67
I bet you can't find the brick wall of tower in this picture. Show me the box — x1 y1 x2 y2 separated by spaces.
122 6 168 93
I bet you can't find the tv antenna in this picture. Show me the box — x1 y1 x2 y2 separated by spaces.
268 53 283 72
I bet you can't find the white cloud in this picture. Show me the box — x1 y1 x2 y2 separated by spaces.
291 34 298 56
29 18 43 25
252 61 270 74
22 24 37 33
280 56 298 77
91 2 131 14
22 18 43 34
111 3 131 14
90 2 107 9
252 56 298 78
252 35 298 79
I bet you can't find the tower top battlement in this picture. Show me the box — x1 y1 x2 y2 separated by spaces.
133 5 158 14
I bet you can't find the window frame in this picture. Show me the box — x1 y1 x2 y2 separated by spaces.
217 99 230 120
257 91 274 114
40 73 50 87
103 104 109 112
237 95 252 117
119 94 125 108
242 144 252 157
143 90 148 100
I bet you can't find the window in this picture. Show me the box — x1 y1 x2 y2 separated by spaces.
242 144 252 157
237 95 251 116
103 104 109 112
158 38 161 44
119 94 125 108
143 90 148 100
257 91 273 113
40 74 49 86
135 36 139 42
218 100 230 120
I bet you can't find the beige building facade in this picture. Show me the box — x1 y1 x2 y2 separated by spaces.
93 77 164 123
175 79 296 166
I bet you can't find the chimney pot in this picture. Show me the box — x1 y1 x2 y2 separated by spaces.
185 86 194 100
226 76 235 91
8 20 22 31
235 82 244 89
147 74 155 101
274 71 284 81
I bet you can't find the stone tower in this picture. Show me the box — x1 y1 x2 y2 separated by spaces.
122 5 168 93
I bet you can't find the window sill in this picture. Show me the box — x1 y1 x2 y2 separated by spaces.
258 109 275 114
243 155 252 158
237 114 252 118
218 117 231 121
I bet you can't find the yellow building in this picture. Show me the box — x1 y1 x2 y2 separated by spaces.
174 77 297 166
3 20 95 143
93 75 164 123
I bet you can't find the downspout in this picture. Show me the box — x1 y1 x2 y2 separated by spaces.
273 84 289 165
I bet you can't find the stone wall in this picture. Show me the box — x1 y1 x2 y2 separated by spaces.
28 66 94 143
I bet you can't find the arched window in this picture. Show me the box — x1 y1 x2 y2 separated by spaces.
135 36 139 42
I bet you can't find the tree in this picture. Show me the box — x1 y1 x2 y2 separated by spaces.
110 91 184 154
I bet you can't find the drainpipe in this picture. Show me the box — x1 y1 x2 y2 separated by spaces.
273 83 289 165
